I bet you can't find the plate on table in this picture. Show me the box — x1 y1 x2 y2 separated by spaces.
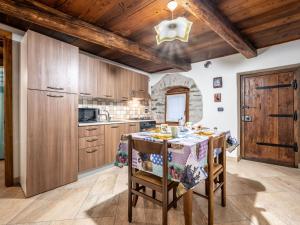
151 133 173 140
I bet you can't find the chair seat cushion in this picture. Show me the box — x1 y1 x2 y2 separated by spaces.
133 171 171 186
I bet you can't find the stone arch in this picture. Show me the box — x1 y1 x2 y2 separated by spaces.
151 74 203 123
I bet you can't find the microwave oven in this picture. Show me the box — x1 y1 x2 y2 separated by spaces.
79 108 99 123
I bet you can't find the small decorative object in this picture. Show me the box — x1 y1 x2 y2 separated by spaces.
213 77 223 88
155 0 193 45
160 124 168 133
214 93 221 102
204 61 212 68
217 107 224 112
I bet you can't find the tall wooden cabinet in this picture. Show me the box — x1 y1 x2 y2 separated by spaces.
20 30 79 197
27 91 78 196
26 31 78 94
79 54 97 96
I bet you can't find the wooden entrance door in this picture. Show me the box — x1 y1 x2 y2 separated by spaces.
241 71 297 167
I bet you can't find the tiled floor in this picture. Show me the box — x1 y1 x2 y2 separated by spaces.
0 159 300 225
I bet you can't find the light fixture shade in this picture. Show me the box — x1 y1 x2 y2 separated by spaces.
155 17 192 45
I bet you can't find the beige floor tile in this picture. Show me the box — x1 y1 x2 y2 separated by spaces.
1 160 300 225
75 193 119 219
0 198 36 224
8 188 90 224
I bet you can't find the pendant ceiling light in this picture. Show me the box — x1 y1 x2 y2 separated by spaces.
155 0 192 45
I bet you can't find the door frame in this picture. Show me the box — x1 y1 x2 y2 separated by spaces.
238 65 300 168
0 28 13 186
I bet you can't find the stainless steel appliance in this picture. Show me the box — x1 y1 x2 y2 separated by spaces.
139 120 156 131
79 108 99 123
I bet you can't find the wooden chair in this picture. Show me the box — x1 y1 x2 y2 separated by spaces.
128 135 179 225
193 133 227 225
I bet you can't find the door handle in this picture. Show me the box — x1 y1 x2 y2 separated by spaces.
80 93 91 96
86 149 98 153
86 138 98 142
47 86 64 90
86 128 97 131
47 94 64 98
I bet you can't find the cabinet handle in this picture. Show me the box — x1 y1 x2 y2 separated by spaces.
139 89 145 92
86 138 98 142
122 97 128 99
80 93 91 96
111 126 119 128
86 149 98 153
47 94 64 98
104 95 113 98
129 124 136 127
47 86 64 90
86 128 97 131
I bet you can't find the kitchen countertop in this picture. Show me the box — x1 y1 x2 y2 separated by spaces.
78 120 155 127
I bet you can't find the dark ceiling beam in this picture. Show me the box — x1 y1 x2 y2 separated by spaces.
0 0 191 71
178 0 257 58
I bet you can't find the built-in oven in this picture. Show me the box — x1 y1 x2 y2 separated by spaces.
79 108 99 123
139 120 156 131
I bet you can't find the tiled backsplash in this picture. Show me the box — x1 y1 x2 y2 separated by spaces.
79 98 151 120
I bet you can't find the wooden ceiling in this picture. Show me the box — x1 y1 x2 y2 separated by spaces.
0 0 300 73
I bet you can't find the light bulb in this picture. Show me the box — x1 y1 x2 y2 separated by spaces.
167 0 178 11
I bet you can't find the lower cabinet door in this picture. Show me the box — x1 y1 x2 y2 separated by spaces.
26 90 78 197
79 146 105 172
104 124 126 164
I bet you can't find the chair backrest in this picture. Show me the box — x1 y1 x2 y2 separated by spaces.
127 135 169 186
132 139 165 155
207 133 226 171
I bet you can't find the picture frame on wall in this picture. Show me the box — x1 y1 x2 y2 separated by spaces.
213 77 223 88
214 93 221 102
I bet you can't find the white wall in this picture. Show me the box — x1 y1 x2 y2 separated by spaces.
150 39 300 157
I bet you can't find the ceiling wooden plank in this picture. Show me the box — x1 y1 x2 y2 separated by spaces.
178 0 257 58
0 0 191 71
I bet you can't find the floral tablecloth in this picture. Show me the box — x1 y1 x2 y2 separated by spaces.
115 131 237 196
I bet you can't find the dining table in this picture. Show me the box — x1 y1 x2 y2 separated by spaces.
115 128 237 225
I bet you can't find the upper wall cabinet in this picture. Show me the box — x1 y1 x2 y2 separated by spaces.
26 30 79 94
97 60 115 99
79 53 149 100
131 72 149 99
79 54 97 97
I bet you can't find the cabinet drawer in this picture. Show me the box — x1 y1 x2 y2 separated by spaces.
79 126 104 138
79 136 104 149
79 146 104 172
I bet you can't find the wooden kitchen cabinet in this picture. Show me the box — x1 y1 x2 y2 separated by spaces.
130 72 149 99
97 60 115 99
117 68 131 101
79 54 97 97
126 122 140 133
24 90 78 197
79 53 149 100
78 125 105 172
104 124 127 164
79 146 105 172
26 30 79 94
79 125 104 138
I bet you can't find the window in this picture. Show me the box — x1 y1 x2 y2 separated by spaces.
165 87 189 124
